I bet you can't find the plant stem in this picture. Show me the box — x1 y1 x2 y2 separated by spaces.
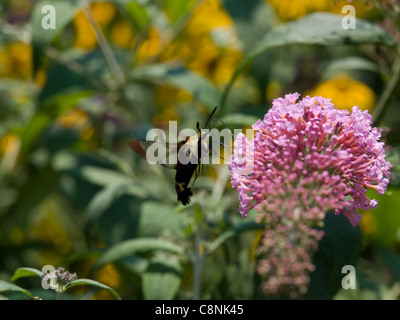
372 49 400 125
82 3 126 88
193 234 204 300
56 290 63 300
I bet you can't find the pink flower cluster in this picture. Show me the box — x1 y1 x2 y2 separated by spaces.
230 93 391 225
229 93 391 297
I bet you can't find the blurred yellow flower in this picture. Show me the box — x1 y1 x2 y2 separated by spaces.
161 0 241 85
165 34 242 85
10 42 31 71
251 229 264 261
94 263 120 300
267 0 330 20
156 86 193 106
56 108 94 140
73 2 116 51
210 49 243 85
330 0 373 18
266 0 372 21
186 0 233 35
359 210 377 235
0 42 32 79
0 47 13 76
56 108 89 128
0 133 20 172
73 10 98 50
0 133 20 156
110 20 134 49
183 36 220 75
34 68 47 88
135 27 161 63
90 2 116 26
153 109 179 125
307 75 376 112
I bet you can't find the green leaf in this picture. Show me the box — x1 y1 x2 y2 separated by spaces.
164 0 192 22
221 12 397 112
130 64 221 109
93 238 185 269
84 182 148 229
138 201 190 237
305 213 362 300
142 257 182 300
64 279 121 300
19 112 52 162
96 149 136 178
78 166 132 186
0 280 34 299
11 267 43 282
207 221 264 257
38 51 104 102
321 56 380 79
250 13 396 56
124 1 149 30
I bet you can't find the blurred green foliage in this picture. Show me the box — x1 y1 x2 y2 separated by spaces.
0 0 400 300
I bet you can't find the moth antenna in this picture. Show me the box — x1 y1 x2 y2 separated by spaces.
209 139 234 162
208 118 234 137
219 141 234 149
210 144 220 158
204 106 218 128
189 137 202 188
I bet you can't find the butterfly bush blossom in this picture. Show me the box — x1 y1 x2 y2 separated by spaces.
229 93 391 298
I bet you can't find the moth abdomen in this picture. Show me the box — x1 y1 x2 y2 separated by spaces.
176 187 193 205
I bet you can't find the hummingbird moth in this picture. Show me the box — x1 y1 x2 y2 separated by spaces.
129 107 218 205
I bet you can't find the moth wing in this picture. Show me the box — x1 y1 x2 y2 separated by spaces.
128 139 178 170
128 140 147 160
